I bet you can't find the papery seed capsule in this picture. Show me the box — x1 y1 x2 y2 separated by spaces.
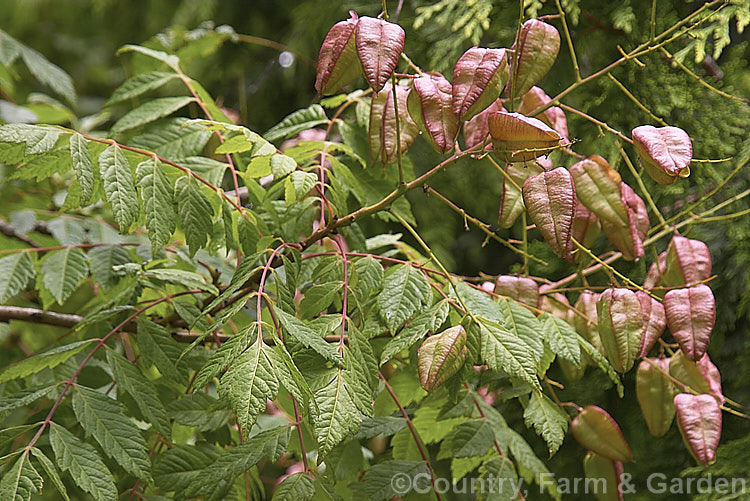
452 47 509 121
632 125 692 185
506 19 561 99
522 167 576 261
417 325 467 391
493 275 539 308
355 16 405 93
662 236 712 287
571 405 633 463
489 112 562 162
407 72 459 154
583 452 624 501
636 358 676 437
674 393 721 466
664 285 715 361
635 291 666 358
597 288 642 373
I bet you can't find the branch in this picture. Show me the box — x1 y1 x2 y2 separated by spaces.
0 305 231 344
0 221 41 248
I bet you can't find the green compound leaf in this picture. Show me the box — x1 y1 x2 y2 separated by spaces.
50 423 117 501
175 174 213 256
0 252 35 303
40 247 89 305
378 264 432 332
110 96 193 135
72 386 152 482
136 157 175 253
98 144 138 230
524 392 568 456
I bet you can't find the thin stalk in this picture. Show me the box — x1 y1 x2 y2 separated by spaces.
659 47 747 103
570 237 661 300
391 76 405 185
378 372 442 500
555 0 580 81
521 212 529 275
616 141 668 227
426 186 548 266
608 74 667 126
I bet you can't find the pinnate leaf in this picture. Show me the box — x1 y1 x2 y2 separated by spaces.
72 386 152 481
69 133 94 202
136 157 175 252
185 426 290 500
0 340 95 384
218 338 279 433
378 264 432 332
0 450 42 501
106 71 180 106
362 460 429 501
276 309 344 365
0 252 35 302
540 313 581 366
110 96 194 134
29 447 69 501
153 443 220 498
437 419 495 459
98 144 138 230
106 350 171 439
380 300 449 365
524 392 568 456
272 473 315 501
49 423 118 501
479 319 541 390
265 104 329 142
40 247 89 305
313 368 363 461
175 174 213 256
130 117 212 160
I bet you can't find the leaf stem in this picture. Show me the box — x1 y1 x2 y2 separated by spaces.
390 76 405 185
378 372 442 500
22 290 201 453
425 186 548 266
554 0 581 82
616 140 668 227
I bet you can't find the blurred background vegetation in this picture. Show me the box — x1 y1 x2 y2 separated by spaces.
1 0 748 498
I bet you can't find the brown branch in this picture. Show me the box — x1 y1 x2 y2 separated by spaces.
0 221 41 248
0 305 231 344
